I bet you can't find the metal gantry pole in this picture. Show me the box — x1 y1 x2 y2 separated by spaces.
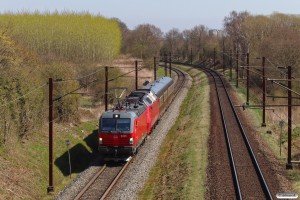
154 56 157 80
236 50 239 88
164 59 167 76
213 48 216 69
169 52 172 77
47 78 54 193
287 65 293 169
135 60 138 90
230 49 232 81
190 48 193 65
246 53 250 105
105 66 108 111
262 57 266 127
222 40 225 74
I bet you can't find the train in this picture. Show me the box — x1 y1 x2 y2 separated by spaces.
98 76 174 158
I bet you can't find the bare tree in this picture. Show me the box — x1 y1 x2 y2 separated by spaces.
224 11 250 53
126 24 163 59
163 28 183 54
189 25 209 56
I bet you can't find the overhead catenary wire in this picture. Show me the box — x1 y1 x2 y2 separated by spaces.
218 50 291 77
7 65 143 126
265 58 289 78
216 51 299 139
238 62 300 128
54 67 144 101
54 67 106 82
1 65 143 129
54 66 145 121
0 82 47 109
236 82 298 131
23 90 107 130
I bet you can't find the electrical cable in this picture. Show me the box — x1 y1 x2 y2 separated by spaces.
54 67 144 101
0 83 47 109
55 67 105 82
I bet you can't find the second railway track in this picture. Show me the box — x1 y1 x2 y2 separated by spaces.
201 65 273 199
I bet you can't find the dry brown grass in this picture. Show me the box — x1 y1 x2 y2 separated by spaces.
0 150 41 199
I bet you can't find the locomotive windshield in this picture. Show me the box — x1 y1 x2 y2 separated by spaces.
101 118 131 132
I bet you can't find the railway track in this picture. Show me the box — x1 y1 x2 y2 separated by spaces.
200 66 273 199
170 67 186 101
73 67 186 200
74 159 131 200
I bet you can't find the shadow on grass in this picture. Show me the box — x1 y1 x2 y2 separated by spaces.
54 129 102 176
84 129 99 154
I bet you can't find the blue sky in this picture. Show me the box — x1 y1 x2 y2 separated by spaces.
1 0 300 33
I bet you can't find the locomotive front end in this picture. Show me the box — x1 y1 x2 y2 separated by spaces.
98 111 137 157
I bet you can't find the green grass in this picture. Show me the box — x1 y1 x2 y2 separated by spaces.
157 64 168 78
52 120 98 192
0 120 99 199
139 65 210 199
80 96 94 107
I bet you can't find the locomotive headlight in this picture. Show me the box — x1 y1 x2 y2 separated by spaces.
99 137 103 145
129 137 134 144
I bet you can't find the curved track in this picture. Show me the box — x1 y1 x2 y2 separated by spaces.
73 67 187 200
170 67 186 101
200 65 273 199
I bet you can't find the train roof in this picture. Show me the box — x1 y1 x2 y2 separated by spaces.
144 76 173 97
127 90 150 102
102 98 146 119
101 77 173 119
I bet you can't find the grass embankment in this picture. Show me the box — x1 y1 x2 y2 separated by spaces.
222 69 300 194
139 65 210 199
0 120 98 200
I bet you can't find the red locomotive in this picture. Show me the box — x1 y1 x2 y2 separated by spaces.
98 76 174 158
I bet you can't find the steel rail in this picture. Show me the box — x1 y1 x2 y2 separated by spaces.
199 64 272 199
201 67 242 200
171 67 186 98
176 62 273 199
100 160 131 200
74 164 107 200
216 68 273 200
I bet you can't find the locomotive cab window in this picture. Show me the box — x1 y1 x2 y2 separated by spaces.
101 118 131 133
116 118 131 132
